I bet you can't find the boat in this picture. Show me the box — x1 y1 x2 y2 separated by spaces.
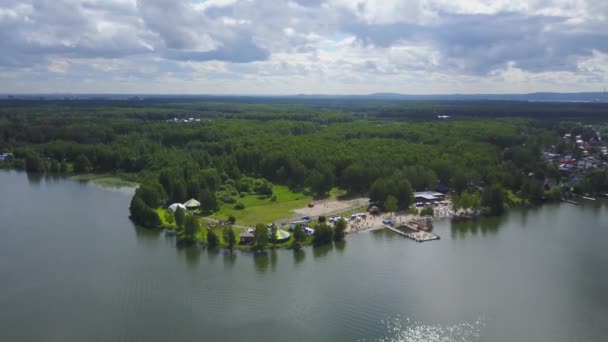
562 199 579 205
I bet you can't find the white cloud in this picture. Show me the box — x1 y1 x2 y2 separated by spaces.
0 0 607 93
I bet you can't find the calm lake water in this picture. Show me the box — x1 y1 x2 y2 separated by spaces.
1 170 607 342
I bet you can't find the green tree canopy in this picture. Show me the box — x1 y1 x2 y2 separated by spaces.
333 218 347 242
254 223 269 250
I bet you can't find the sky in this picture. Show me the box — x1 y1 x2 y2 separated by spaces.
1 0 607 95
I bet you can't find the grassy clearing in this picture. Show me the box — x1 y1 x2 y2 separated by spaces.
328 187 347 200
210 185 312 226
157 208 313 250
156 208 178 229
71 173 139 188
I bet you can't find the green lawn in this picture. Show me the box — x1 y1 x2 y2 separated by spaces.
156 208 178 229
210 185 312 226
195 221 244 247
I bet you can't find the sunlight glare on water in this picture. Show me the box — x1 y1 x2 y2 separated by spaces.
365 316 485 342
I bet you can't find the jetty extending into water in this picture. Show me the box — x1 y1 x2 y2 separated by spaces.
562 198 580 205
384 225 440 243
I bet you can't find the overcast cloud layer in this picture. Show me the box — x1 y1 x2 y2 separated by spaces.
1 0 607 94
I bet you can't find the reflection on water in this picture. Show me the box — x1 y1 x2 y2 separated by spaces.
313 243 333 258
184 246 202 268
450 215 504 239
293 249 306 265
254 251 270 273
367 316 485 342
371 228 397 241
134 226 161 241
223 252 237 268
335 240 346 253
26 172 43 185
270 249 278 272
206 247 220 263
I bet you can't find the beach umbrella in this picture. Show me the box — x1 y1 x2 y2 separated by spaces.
183 198 201 209
168 203 186 212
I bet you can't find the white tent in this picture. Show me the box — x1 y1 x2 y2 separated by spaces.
168 203 187 213
183 198 201 209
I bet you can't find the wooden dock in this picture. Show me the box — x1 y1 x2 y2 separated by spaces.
384 225 440 243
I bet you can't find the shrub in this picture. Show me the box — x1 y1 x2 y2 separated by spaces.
313 223 333 246
234 202 245 210
420 206 434 216
220 195 236 204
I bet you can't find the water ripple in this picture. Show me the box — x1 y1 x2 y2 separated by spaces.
362 315 486 342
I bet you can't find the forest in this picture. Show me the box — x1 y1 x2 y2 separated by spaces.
1 97 607 243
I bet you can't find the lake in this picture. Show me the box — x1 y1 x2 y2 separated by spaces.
1 170 607 342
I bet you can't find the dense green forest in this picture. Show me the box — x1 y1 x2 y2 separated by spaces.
1 98 607 233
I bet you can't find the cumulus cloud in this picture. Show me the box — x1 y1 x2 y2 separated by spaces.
0 0 607 93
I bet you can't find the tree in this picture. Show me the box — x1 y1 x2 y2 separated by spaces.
73 154 92 173
481 184 506 216
23 150 45 173
313 223 333 246
223 226 236 252
520 178 544 204
333 218 346 242
309 166 334 197
183 215 198 241
171 180 187 204
129 195 161 228
369 178 390 204
60 160 68 173
174 207 186 228
207 228 219 248
268 224 278 244
227 215 236 225
292 224 306 243
135 182 166 208
394 179 414 210
254 223 269 250
546 187 562 202
384 195 399 214
199 188 218 213
187 180 200 199
50 159 60 173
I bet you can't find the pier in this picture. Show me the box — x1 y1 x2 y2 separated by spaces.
384 225 440 243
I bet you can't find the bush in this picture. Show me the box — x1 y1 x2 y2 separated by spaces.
234 202 245 210
220 195 236 204
227 215 236 224
270 195 277 202
239 192 248 198
420 206 434 216
313 223 333 246
207 229 219 248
